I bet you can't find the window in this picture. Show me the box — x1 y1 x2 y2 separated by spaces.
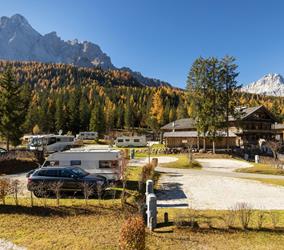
44 161 59 167
118 139 123 142
71 167 88 177
134 139 140 142
59 169 72 178
71 160 81 166
99 160 118 168
125 139 130 142
38 169 58 177
99 161 111 168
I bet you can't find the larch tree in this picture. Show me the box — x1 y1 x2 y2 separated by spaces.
150 90 164 125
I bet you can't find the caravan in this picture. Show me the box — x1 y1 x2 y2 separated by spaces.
76 132 98 140
115 136 147 147
43 147 123 181
28 134 75 153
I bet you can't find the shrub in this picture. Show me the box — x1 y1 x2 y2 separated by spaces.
223 207 237 229
235 202 253 229
269 211 280 229
256 210 266 230
0 178 11 205
119 215 145 250
140 163 155 183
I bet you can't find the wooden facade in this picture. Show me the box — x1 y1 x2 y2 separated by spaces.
162 106 281 149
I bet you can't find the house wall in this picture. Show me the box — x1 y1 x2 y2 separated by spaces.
165 137 237 148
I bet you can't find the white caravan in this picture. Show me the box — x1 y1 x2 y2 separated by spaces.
115 136 147 147
28 135 75 153
76 131 98 140
43 148 123 181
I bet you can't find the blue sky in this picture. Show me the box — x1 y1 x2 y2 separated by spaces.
1 0 284 88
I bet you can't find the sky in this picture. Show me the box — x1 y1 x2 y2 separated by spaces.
1 0 284 88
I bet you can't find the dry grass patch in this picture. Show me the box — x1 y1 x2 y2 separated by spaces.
160 154 202 169
236 163 284 175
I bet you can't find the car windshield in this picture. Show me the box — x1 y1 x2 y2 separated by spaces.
71 167 89 177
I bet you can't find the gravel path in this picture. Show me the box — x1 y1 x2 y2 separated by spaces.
156 158 284 210
0 239 26 250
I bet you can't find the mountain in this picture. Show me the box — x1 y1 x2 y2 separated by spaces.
0 14 169 87
242 73 284 96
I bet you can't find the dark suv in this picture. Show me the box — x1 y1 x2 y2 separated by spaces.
27 166 107 197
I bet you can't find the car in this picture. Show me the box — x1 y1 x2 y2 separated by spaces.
0 148 7 156
27 166 108 197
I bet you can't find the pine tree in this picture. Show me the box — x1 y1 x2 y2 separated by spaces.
67 89 80 134
0 68 27 149
55 94 66 133
89 103 105 135
79 95 90 131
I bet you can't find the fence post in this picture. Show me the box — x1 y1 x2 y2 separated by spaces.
146 193 157 230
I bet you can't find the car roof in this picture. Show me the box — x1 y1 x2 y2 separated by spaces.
38 166 76 170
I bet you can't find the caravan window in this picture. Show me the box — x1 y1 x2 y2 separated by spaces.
125 139 130 142
118 139 123 142
134 139 140 142
99 161 111 168
44 161 59 167
71 160 81 166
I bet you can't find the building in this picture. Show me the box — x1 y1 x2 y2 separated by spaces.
162 105 281 149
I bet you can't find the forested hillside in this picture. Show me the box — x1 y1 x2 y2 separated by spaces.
0 60 284 136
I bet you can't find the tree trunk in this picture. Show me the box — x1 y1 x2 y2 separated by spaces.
197 136 200 150
212 139 216 154
203 137 206 151
6 136 9 151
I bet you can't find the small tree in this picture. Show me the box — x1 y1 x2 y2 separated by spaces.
81 182 94 206
10 179 20 206
50 181 63 206
266 140 282 161
235 202 253 229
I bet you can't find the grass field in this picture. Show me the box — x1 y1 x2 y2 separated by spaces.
159 154 202 169
236 163 284 175
0 199 283 250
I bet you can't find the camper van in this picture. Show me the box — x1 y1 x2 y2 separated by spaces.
43 148 123 181
76 132 98 140
114 136 147 147
28 135 75 153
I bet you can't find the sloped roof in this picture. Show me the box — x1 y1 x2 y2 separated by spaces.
164 131 237 138
229 105 277 122
161 118 196 131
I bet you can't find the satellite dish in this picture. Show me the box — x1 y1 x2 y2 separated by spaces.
58 129 63 135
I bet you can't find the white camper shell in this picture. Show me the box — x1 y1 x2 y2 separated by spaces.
76 132 98 140
115 136 147 147
43 148 123 181
28 135 75 153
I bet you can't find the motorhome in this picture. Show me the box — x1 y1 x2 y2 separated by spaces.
28 134 75 153
76 131 98 140
43 147 123 181
114 136 147 147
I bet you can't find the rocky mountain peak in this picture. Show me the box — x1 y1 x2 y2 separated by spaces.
242 73 284 96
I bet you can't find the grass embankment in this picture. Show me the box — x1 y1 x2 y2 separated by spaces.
160 154 202 169
236 163 284 176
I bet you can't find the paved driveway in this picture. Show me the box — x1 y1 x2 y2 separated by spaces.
156 158 284 210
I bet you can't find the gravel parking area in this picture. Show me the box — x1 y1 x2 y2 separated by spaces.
156 158 284 210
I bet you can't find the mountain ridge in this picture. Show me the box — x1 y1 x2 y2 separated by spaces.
0 14 169 87
242 73 284 97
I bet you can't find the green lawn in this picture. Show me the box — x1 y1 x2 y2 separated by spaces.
159 154 202 169
236 163 284 175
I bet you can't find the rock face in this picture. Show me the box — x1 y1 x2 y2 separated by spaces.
0 14 169 86
242 73 284 96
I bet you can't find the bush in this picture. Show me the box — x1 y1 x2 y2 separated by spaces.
119 215 145 250
235 202 253 229
0 178 11 204
140 163 155 183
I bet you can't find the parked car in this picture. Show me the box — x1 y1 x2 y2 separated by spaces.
27 166 108 197
0 148 7 155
